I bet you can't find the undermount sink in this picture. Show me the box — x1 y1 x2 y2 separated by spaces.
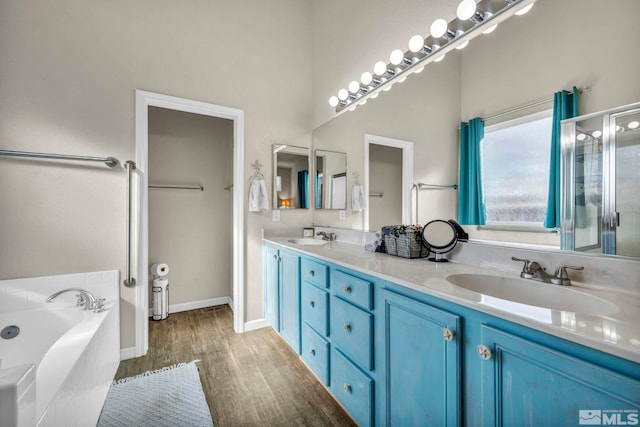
287 238 328 246
445 274 618 315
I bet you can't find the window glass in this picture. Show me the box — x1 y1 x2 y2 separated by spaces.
482 111 553 223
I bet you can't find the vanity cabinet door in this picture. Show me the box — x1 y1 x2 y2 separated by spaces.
264 245 280 330
379 289 462 427
479 325 640 427
279 250 301 354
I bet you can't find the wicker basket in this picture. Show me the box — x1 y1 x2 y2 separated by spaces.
382 226 428 259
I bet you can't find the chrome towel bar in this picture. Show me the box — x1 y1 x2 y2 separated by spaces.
0 149 119 168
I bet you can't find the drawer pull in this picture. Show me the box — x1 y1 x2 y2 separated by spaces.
308 269 315 277
477 344 492 360
307 300 315 308
343 383 352 393
309 348 316 356
441 328 454 341
342 285 352 294
342 323 352 332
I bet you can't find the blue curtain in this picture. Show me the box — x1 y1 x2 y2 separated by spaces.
298 170 309 209
544 87 579 228
458 118 486 225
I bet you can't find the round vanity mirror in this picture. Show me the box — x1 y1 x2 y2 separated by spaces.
421 220 458 262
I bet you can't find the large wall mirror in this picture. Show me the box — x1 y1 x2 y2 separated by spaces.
273 144 310 209
315 149 347 210
311 0 640 258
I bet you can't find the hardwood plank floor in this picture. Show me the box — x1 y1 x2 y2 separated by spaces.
115 305 357 427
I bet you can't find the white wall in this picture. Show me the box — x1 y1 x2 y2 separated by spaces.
0 0 314 349
369 144 402 230
148 107 232 307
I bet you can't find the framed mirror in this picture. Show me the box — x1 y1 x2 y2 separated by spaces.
315 149 347 210
273 144 310 209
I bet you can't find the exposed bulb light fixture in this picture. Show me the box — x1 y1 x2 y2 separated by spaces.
348 80 360 94
374 61 388 76
628 121 639 130
361 72 373 85
515 3 534 15
457 0 477 20
576 133 587 141
430 19 448 38
389 49 404 65
329 96 339 107
338 89 349 101
408 34 425 53
592 130 602 138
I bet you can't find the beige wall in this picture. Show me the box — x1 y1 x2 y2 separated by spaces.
369 144 403 230
0 0 314 350
148 107 232 307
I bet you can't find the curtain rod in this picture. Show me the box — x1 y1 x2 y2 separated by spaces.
0 149 119 168
482 86 589 122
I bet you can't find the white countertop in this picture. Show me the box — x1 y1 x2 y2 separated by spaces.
265 237 640 364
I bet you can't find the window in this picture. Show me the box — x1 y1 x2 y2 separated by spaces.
482 110 553 224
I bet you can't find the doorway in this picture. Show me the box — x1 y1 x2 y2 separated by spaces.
134 90 245 358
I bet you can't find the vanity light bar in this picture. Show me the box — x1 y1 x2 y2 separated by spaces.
329 0 537 114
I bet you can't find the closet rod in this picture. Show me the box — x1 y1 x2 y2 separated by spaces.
0 149 119 168
149 184 204 191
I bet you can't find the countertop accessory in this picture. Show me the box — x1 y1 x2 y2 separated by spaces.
303 227 315 237
421 220 458 262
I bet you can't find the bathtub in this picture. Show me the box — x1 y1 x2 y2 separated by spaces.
0 271 120 427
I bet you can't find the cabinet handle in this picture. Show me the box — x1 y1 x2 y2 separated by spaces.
342 323 352 332
441 328 455 341
307 300 315 308
343 383 352 393
342 285 352 294
477 344 492 360
309 348 316 356
308 269 315 277
273 254 278 260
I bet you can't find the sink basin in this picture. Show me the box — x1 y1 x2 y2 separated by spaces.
287 238 328 246
445 274 618 315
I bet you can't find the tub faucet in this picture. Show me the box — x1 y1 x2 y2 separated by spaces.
46 288 105 312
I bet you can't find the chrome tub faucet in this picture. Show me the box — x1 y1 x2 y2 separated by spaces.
46 288 106 312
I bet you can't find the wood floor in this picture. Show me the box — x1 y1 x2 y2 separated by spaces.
115 305 357 426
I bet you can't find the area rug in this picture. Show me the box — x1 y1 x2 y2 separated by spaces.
98 361 214 427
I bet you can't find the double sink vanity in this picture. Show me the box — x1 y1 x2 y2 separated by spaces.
264 233 640 426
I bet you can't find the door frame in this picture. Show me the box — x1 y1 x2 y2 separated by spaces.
134 90 245 357
363 134 413 230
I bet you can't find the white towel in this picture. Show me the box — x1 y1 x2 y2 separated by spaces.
351 185 366 212
249 179 269 212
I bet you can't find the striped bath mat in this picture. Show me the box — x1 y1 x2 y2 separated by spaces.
98 361 213 427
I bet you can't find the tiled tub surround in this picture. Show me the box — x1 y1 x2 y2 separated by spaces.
0 271 120 427
264 234 640 364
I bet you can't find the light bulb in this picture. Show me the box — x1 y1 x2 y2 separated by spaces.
383 84 393 92
338 89 348 101
360 99 367 106
348 80 360 94
389 49 404 66
430 19 448 38
592 130 602 138
515 3 534 15
433 54 445 63
456 40 470 50
628 121 639 130
482 24 498 34
361 71 373 85
398 76 407 83
371 92 379 99
414 66 425 74
408 35 425 53
374 61 388 76
349 106 357 112
577 133 587 141
456 0 476 20
616 125 625 132
329 96 339 107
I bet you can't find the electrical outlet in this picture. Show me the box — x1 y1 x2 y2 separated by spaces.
272 210 280 221
339 210 346 220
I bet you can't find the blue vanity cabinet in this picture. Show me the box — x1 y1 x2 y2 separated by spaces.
278 249 301 354
478 325 640 427
378 289 462 427
264 244 280 330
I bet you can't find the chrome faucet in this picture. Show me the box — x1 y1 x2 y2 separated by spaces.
512 257 584 286
46 288 106 312
316 231 336 241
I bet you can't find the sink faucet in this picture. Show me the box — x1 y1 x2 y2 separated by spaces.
46 288 106 312
512 257 584 286
316 231 336 241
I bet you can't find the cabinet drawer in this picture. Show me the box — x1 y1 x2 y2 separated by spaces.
331 269 373 310
301 325 330 385
330 296 373 370
331 349 374 427
301 281 329 336
301 258 328 288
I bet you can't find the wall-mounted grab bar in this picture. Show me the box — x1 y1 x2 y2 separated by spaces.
0 149 119 168
149 184 204 191
124 161 137 287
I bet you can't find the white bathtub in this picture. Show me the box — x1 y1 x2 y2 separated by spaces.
0 271 120 427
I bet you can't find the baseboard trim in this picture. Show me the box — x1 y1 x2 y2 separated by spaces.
120 346 137 361
147 296 232 318
244 318 270 332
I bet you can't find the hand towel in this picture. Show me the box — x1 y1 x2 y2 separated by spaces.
249 179 269 212
351 185 366 212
